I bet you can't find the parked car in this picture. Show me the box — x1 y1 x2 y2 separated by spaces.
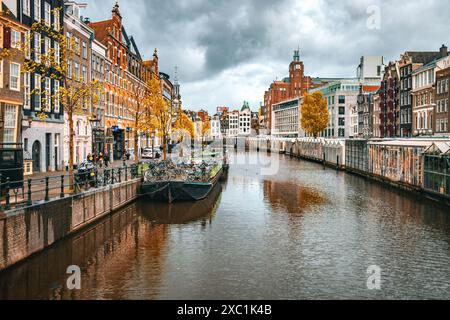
142 148 161 159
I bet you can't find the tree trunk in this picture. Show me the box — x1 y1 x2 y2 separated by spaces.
163 135 168 160
68 109 74 190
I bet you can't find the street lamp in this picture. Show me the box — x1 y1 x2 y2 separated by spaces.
89 114 101 154
150 130 156 156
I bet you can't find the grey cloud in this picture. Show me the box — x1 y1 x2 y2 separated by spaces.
83 0 450 112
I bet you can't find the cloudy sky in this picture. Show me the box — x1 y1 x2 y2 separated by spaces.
83 0 450 113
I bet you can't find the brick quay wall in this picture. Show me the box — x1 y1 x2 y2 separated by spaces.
0 179 141 271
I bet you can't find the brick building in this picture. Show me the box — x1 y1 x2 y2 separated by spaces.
90 3 157 160
0 3 30 180
379 61 400 138
262 50 313 133
412 53 450 137
398 49 444 137
435 65 450 135
0 6 29 145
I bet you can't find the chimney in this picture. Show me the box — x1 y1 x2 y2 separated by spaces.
440 44 448 58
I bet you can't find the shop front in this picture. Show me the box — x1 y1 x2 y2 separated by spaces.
112 126 125 161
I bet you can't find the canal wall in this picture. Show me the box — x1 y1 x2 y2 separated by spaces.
249 137 450 206
0 179 141 272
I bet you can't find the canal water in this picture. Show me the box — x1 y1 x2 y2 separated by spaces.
1 152 450 300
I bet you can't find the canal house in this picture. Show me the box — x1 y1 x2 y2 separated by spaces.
0 3 30 187
423 142 450 197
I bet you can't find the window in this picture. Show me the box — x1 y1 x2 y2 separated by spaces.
34 0 41 21
82 65 87 82
75 37 80 55
34 74 41 110
3 105 17 143
74 62 80 80
339 118 345 126
54 80 60 113
34 33 41 63
339 95 345 104
24 73 31 109
53 9 60 30
67 60 72 78
24 31 31 59
45 77 51 110
82 42 87 59
54 41 60 63
10 63 20 91
11 29 21 49
24 0 31 16
339 107 345 115
44 2 51 26
44 36 51 57
0 60 3 88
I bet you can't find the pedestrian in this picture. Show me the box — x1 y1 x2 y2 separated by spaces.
98 152 104 168
104 152 110 167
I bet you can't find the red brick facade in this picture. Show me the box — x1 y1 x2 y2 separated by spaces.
263 50 312 131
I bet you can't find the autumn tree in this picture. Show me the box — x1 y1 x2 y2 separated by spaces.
129 79 152 163
200 117 211 155
174 108 194 142
21 10 103 188
172 108 194 158
148 77 171 160
300 92 329 138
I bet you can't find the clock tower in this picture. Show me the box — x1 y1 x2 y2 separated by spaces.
289 49 305 98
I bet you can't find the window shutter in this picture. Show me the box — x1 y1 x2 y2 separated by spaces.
4 27 11 49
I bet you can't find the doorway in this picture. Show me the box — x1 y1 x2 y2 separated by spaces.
45 133 51 171
32 141 41 173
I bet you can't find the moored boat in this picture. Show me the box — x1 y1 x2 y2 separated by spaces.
141 160 224 203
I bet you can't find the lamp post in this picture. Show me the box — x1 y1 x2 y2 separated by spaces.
88 114 100 155
150 130 156 158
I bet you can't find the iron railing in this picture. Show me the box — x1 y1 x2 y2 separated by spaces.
0 164 142 212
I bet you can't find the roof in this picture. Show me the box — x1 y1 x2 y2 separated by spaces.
413 58 439 74
362 85 381 93
89 19 113 44
404 51 442 64
367 139 450 148
424 142 450 155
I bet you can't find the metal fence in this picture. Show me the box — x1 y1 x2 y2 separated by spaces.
0 164 142 212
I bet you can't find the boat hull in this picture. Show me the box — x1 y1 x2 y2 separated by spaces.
141 168 223 203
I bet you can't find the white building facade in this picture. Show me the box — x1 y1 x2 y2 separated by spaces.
211 115 221 139
239 102 251 136
228 111 239 137
271 97 304 138
63 2 94 168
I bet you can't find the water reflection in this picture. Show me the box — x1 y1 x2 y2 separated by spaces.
140 182 223 225
0 204 169 300
263 180 327 215
1 152 450 300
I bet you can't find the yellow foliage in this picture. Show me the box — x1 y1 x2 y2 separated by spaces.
201 117 211 139
174 109 195 139
300 92 329 138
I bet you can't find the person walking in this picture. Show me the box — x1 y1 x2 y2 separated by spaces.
104 152 110 167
